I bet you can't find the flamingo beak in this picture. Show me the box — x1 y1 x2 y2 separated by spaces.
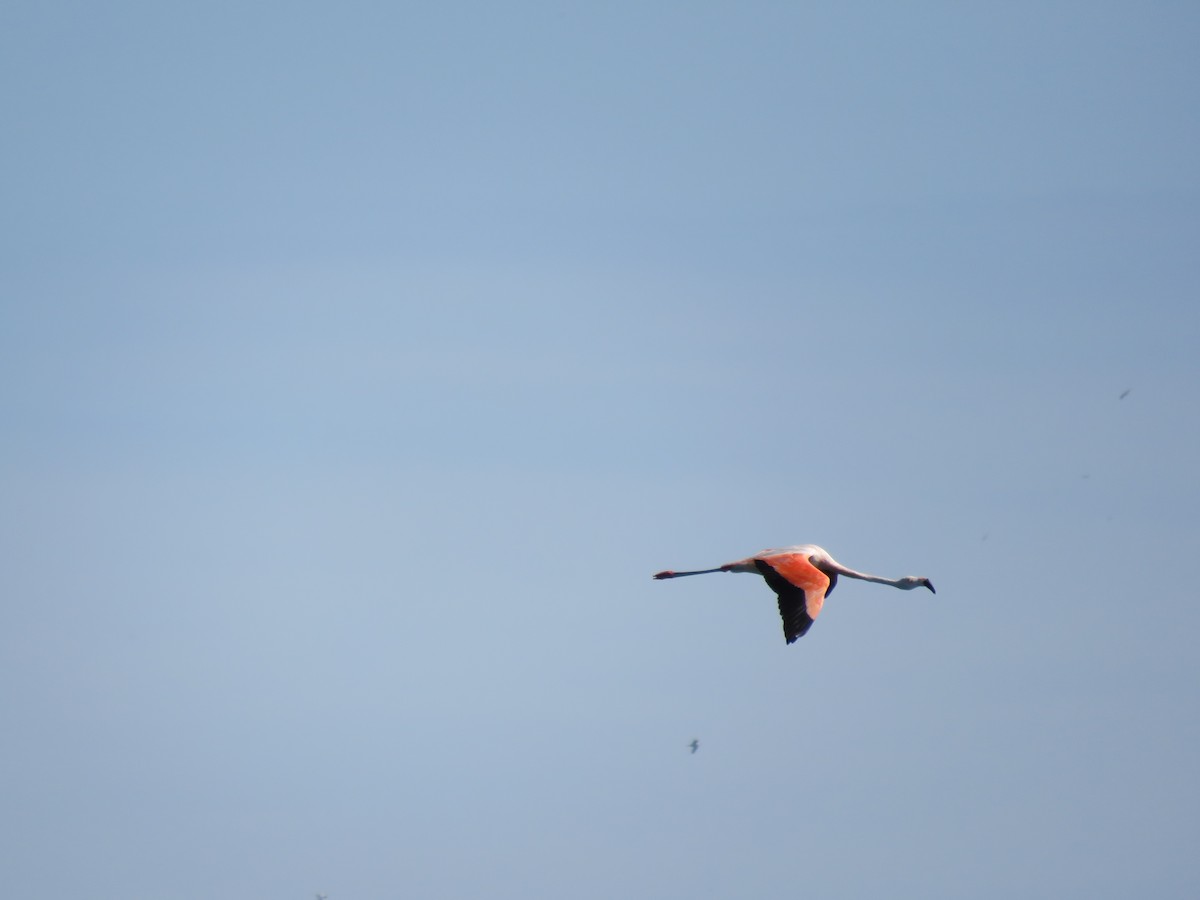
924 579 936 594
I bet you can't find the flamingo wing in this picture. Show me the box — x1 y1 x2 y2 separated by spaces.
754 554 832 644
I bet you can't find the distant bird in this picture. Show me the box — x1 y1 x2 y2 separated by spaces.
654 544 935 644
689 739 699 754
316 894 328 900
1119 389 1131 399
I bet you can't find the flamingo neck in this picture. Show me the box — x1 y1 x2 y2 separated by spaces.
829 565 904 588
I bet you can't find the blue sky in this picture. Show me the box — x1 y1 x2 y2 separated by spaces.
2 3 1199 898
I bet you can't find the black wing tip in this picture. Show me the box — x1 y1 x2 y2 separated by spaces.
784 618 813 644
785 624 812 644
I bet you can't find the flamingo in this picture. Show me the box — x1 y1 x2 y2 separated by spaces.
689 739 699 754
653 544 934 644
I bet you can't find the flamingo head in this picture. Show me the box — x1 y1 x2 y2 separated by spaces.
898 576 935 593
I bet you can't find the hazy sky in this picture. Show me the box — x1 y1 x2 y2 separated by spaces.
3 3 1198 898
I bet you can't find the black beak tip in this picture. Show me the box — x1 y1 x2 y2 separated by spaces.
925 580 936 594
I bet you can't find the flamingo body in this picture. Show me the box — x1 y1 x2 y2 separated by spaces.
653 544 934 644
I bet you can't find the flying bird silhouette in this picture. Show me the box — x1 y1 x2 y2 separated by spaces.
1119 389 1131 399
689 739 699 754
654 544 934 644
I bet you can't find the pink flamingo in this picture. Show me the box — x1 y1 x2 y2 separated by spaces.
654 544 934 644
